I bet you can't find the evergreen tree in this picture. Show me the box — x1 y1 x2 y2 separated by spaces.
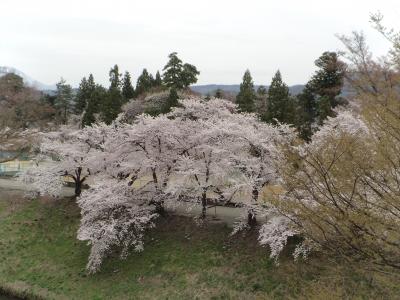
181 63 200 88
102 91 122 124
160 88 180 113
55 78 73 124
296 51 346 140
236 69 256 113
136 69 153 96
154 71 162 87
101 65 123 124
109 65 122 90
82 102 96 127
309 51 346 124
296 84 317 141
263 70 295 124
163 52 183 89
75 74 95 114
317 95 333 123
122 71 135 101
82 84 106 127
75 77 88 114
162 52 199 89
149 73 155 87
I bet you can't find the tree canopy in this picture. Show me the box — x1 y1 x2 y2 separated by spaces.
162 52 199 89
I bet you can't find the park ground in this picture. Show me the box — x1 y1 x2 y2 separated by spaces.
0 188 399 299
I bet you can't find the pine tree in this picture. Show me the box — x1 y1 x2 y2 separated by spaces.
82 103 96 127
161 88 180 114
87 74 96 98
162 52 199 89
154 71 162 87
181 63 199 88
122 71 135 101
75 77 88 114
236 69 256 113
75 74 95 114
163 52 183 89
136 69 153 96
317 96 332 124
149 73 155 87
55 78 73 124
263 70 293 124
296 84 317 141
101 92 122 125
295 52 345 140
109 65 122 90
101 65 123 124
82 84 106 127
309 51 346 124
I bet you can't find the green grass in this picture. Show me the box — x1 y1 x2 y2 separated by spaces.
0 196 398 299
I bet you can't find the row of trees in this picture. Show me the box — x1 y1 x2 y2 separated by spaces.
236 51 346 140
41 52 200 129
0 48 344 145
74 52 199 127
2 49 342 144
55 65 164 127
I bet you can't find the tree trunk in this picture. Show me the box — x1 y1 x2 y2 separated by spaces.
201 191 207 219
247 210 257 227
152 168 165 216
75 180 82 197
74 167 83 197
247 187 258 227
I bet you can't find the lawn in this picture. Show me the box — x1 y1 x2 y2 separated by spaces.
0 192 398 299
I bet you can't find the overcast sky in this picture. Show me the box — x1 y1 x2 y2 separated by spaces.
1 0 399 87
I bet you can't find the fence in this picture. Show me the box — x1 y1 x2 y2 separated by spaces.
0 160 34 176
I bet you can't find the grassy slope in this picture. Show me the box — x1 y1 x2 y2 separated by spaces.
0 195 398 299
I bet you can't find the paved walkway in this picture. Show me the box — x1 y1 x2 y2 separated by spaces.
0 178 76 197
0 178 246 226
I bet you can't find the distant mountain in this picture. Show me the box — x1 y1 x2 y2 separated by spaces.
0 66 56 90
191 84 305 96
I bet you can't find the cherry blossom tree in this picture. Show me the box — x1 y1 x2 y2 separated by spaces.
19 123 113 197
77 178 158 273
22 97 297 272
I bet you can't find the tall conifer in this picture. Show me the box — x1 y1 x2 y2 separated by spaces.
236 69 256 113
122 71 135 101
